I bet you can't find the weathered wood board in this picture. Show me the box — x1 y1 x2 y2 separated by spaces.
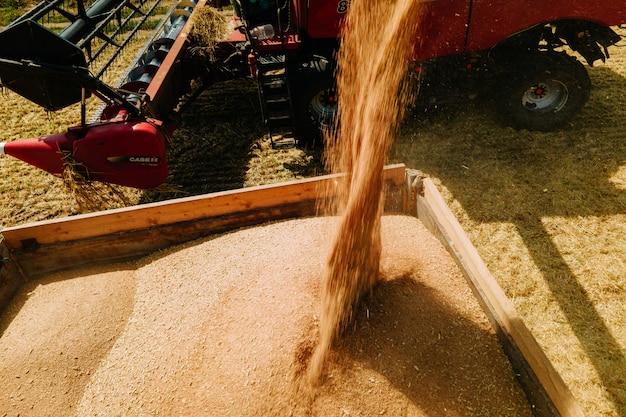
409 170 584 417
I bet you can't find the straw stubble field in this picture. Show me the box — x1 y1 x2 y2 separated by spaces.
0 16 625 417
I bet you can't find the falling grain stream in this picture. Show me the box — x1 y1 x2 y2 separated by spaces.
307 0 424 385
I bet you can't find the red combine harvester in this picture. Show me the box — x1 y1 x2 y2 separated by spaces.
0 0 625 189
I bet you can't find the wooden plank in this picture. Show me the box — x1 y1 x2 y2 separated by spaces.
415 177 584 417
13 201 318 278
1 164 407 278
1 164 406 250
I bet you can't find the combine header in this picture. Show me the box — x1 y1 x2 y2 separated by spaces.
0 0 205 188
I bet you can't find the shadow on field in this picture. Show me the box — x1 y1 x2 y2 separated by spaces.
141 78 267 202
391 65 626 414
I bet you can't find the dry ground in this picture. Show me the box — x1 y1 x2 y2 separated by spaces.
0 21 625 417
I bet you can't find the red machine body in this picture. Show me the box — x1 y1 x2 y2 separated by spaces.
465 1 626 52
237 0 626 144
3 0 626 189
298 0 626 60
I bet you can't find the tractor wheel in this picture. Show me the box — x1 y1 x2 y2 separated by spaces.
293 73 337 147
495 51 591 131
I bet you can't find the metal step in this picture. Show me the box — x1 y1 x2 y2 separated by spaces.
265 95 289 105
271 135 297 148
256 52 296 148
261 77 287 90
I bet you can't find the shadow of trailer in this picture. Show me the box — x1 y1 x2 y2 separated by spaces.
0 163 584 417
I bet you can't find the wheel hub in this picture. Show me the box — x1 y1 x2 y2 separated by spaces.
310 88 338 126
522 80 569 112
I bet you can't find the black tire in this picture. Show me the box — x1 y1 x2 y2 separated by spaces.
293 70 337 147
496 52 591 131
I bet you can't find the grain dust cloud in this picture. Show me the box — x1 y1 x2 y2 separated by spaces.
307 0 424 386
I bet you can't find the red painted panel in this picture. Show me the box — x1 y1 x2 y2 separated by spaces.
301 0 626 60
305 0 348 39
414 0 471 61
466 0 626 52
303 0 471 61
3 134 72 175
2 120 169 189
71 121 168 189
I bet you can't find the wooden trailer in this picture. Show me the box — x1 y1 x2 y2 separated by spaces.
0 164 583 416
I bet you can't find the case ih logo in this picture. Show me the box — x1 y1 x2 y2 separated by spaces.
128 156 160 164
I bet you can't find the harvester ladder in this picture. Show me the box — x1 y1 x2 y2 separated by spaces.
257 53 296 148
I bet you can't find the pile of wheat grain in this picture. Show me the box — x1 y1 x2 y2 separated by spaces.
0 216 532 416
